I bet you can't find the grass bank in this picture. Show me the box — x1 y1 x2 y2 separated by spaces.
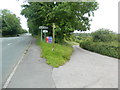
36 37 73 67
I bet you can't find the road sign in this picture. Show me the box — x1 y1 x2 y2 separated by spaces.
39 26 48 29
39 26 48 41
43 30 48 33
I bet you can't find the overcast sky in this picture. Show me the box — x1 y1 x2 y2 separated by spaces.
0 0 119 33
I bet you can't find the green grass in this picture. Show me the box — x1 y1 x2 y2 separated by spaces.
36 37 73 67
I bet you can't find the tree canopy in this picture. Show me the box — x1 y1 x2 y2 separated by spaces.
21 2 98 43
0 9 26 36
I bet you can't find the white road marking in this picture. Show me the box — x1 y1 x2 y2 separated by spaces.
2 58 22 88
2 40 32 88
7 43 12 45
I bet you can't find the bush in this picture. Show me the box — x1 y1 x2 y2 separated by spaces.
79 29 119 59
80 40 119 59
91 28 117 42
80 37 93 49
118 34 120 42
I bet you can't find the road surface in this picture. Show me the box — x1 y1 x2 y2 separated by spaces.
52 45 118 88
1 34 32 87
0 39 2 89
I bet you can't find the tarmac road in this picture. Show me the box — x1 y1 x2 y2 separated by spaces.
0 39 2 89
52 45 118 88
1 34 32 87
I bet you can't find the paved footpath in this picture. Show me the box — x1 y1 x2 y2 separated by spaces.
52 45 118 88
7 39 55 88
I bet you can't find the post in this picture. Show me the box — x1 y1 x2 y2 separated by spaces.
52 23 55 51
44 32 46 42
41 29 42 41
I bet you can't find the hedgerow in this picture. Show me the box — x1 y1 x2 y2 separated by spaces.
80 37 119 59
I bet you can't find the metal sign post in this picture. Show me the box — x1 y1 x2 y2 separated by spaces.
43 30 48 42
39 26 48 41
41 29 42 41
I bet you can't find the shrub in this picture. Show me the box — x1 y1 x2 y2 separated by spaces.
118 34 120 42
91 28 117 42
80 37 93 49
80 40 119 59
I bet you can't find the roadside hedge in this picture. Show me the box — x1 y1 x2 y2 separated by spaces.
80 39 119 59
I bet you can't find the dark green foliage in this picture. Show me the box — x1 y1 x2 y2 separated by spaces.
91 28 117 42
21 2 98 43
79 30 119 59
80 40 119 59
1 9 26 37
20 29 28 34
118 34 120 42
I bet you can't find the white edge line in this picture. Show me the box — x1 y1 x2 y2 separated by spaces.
3 57 22 88
2 40 32 88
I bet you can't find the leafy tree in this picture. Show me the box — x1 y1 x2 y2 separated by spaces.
21 29 28 33
21 2 98 43
0 9 24 36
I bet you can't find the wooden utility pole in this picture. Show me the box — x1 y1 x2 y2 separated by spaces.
52 23 55 51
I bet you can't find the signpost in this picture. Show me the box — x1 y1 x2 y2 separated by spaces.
39 26 48 29
39 26 48 41
43 30 48 33
43 30 48 41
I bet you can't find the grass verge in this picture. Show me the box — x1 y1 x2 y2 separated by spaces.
36 37 73 67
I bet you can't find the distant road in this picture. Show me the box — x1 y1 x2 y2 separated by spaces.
1 34 32 87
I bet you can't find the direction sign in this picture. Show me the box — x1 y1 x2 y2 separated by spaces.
43 30 48 33
39 26 48 29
